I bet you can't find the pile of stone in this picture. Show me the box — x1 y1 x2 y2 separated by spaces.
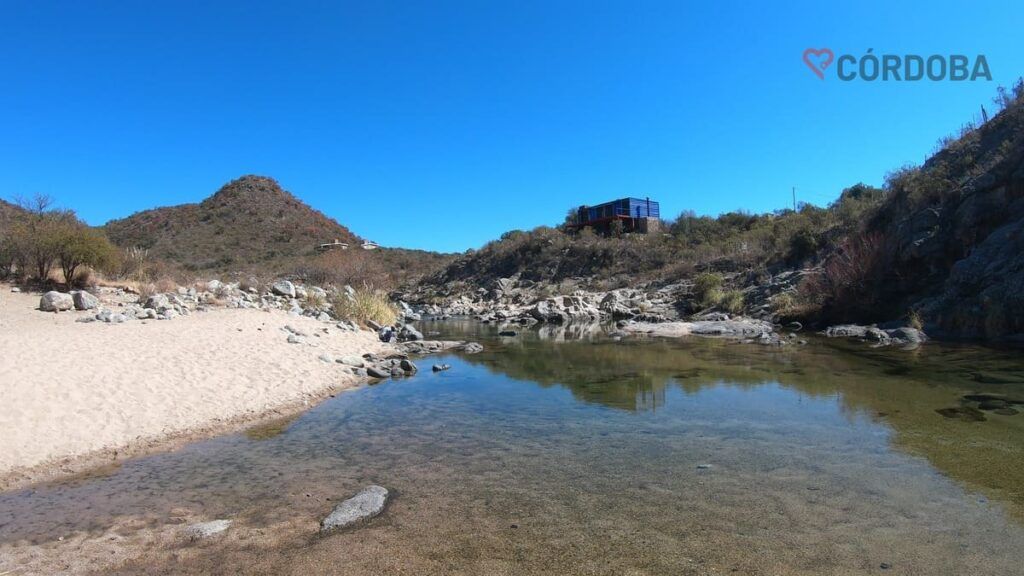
822 324 928 348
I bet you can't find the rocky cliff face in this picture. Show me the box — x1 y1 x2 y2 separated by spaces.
870 100 1024 340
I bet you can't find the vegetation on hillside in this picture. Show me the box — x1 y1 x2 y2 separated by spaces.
0 194 119 287
424 182 886 292
421 78 1024 337
101 175 455 290
103 175 362 273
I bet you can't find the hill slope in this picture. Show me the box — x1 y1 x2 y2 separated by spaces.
103 176 362 272
415 83 1024 340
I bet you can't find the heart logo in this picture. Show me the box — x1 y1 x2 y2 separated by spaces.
803 48 834 80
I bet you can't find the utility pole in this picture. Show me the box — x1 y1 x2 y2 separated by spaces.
792 187 797 211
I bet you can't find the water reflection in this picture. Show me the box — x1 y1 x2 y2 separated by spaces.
430 320 1024 520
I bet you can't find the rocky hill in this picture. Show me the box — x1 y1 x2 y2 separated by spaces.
852 90 1024 339
413 82 1024 341
103 175 362 273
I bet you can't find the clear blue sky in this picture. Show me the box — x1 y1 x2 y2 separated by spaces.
2 1 1022 253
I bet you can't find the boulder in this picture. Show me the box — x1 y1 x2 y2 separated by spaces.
320 485 389 533
399 324 423 342
71 290 100 311
399 359 418 373
272 280 296 298
40 291 73 312
529 299 568 324
337 355 365 368
143 294 170 310
206 280 223 293
366 366 390 379
432 364 451 372
462 342 484 354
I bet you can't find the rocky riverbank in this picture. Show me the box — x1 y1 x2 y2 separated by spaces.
396 270 926 348
0 281 475 490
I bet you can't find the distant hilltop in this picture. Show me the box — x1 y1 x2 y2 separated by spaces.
103 175 362 272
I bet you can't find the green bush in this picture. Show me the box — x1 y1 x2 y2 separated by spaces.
720 290 745 314
693 272 724 308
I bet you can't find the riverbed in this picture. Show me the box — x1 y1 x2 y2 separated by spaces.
2 321 1023 575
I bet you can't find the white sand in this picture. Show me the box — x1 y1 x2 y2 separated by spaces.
0 285 391 487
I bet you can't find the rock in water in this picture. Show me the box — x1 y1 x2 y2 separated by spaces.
366 366 390 379
185 519 232 540
72 290 100 310
320 485 389 533
272 279 296 298
432 364 451 372
40 291 74 312
462 342 484 354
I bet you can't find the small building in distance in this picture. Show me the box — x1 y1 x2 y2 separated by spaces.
316 239 349 252
361 240 379 250
570 197 661 234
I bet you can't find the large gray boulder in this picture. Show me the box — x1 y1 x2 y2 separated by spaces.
71 290 100 311
399 324 423 341
320 485 389 533
529 299 568 324
271 280 296 298
40 291 74 312
143 293 171 310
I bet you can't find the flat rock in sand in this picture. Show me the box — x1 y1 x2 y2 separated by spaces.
320 485 389 532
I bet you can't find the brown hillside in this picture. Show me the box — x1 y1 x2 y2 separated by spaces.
0 198 27 232
103 176 362 272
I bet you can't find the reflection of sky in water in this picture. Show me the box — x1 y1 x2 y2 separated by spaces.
2 326 1024 574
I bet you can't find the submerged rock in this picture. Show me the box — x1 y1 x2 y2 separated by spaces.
935 406 987 422
320 485 389 533
432 364 451 372
185 519 232 540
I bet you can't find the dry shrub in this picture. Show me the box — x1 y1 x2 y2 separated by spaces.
330 287 397 326
155 277 178 293
799 231 885 319
136 282 157 302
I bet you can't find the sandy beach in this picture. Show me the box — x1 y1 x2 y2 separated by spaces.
0 284 391 489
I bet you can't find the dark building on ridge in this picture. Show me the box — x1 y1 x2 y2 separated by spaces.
570 197 661 234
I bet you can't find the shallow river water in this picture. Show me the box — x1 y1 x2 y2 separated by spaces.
2 321 1024 575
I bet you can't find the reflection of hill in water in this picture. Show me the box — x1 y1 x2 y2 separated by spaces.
426 321 1024 521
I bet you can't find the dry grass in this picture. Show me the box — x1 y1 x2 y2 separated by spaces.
330 287 398 326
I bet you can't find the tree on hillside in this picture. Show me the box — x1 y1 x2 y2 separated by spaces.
7 193 72 281
2 194 117 285
57 224 118 287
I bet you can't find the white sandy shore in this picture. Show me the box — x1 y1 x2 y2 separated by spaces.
0 285 391 488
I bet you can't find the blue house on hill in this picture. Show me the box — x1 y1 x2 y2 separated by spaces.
572 197 661 234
